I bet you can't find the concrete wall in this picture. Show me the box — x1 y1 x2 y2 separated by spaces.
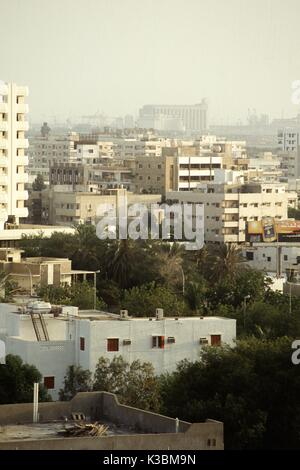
0 392 224 450
78 316 236 375
0 424 223 450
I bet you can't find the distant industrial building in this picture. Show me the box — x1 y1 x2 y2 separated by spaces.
138 101 208 132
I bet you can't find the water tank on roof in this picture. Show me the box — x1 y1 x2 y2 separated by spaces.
27 301 52 315
212 145 222 153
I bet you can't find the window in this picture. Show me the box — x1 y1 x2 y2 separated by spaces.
44 376 55 389
246 251 254 260
167 336 175 344
267 257 271 262
207 438 217 447
80 337 85 351
107 338 119 352
152 335 165 348
210 335 221 346
284 255 288 261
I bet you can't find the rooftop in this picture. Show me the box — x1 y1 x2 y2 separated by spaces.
0 420 138 442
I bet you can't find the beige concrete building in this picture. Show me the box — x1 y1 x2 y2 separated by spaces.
42 188 161 226
0 81 29 229
49 161 134 191
167 170 297 243
0 248 93 293
135 138 249 196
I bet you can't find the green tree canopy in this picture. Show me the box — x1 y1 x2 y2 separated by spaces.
59 365 92 401
0 355 51 404
160 337 300 449
93 356 160 411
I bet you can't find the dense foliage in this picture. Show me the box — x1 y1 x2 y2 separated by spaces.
0 355 51 404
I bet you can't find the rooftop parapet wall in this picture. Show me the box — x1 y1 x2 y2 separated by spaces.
0 392 223 450
0 391 190 434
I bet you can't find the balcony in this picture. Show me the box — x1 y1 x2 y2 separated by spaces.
16 103 29 114
222 221 239 228
224 207 239 213
223 234 239 242
0 140 8 150
16 173 29 184
0 83 8 95
0 192 8 203
16 190 28 201
16 155 29 166
0 103 8 113
16 121 29 132
0 175 8 185
16 138 29 149
0 209 8 224
14 207 28 218
0 156 8 167
16 86 29 97
0 122 8 132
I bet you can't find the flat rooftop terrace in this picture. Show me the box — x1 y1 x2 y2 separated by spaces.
0 420 137 442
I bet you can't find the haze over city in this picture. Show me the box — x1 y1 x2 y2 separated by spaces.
1 0 300 124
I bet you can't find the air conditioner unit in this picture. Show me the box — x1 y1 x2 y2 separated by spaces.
167 336 175 344
156 308 164 320
120 309 129 319
200 338 209 345
123 339 131 346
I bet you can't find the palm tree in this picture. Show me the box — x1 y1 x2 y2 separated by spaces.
71 225 102 271
207 243 245 283
156 242 185 293
106 239 136 289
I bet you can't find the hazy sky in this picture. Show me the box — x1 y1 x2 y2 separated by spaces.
1 0 300 124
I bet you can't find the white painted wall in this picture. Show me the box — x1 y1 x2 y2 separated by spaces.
0 303 236 400
76 316 236 375
243 245 300 272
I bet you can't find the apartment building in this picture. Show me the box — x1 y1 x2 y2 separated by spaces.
278 128 300 152
0 303 236 399
277 128 300 180
28 132 79 181
138 101 208 132
247 152 282 182
135 138 249 195
49 161 134 191
44 187 161 226
167 170 297 243
114 137 170 159
0 81 29 229
135 155 177 195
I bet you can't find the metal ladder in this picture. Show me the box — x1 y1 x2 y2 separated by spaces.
30 313 50 341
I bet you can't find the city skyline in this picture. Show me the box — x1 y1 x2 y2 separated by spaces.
2 0 300 124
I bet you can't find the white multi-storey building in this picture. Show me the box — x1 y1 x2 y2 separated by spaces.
28 132 79 181
167 170 297 243
0 81 29 229
0 304 236 399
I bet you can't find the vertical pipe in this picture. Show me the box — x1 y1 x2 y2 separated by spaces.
33 382 39 423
